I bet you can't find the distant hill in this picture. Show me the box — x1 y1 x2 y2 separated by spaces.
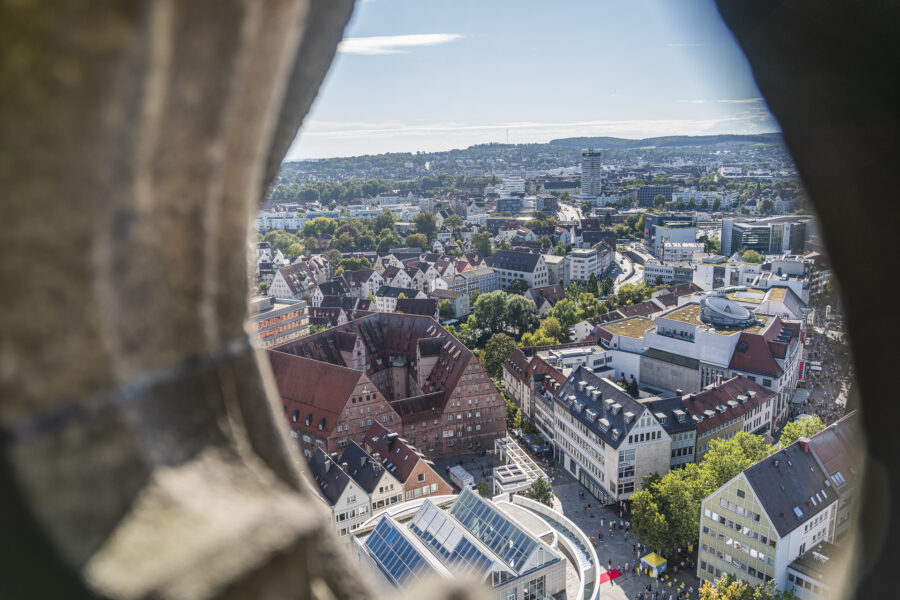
548 133 783 150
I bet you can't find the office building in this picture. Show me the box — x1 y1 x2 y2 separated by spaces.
637 185 675 208
249 296 309 348
581 149 603 197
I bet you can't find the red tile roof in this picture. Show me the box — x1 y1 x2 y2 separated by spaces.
268 351 361 437
363 422 427 484
683 376 775 434
729 332 784 377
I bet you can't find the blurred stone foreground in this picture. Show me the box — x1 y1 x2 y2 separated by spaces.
0 1 486 599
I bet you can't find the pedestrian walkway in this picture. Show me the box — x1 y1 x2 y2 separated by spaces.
550 475 702 599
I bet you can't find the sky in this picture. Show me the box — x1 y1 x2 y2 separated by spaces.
286 0 780 160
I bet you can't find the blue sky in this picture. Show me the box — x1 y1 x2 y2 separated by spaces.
287 0 779 159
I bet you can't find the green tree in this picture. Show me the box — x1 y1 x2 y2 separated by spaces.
373 209 397 234
701 433 773 491
472 232 493 256
587 272 599 295
337 256 371 271
406 233 428 250
526 477 554 506
653 194 666 209
699 574 796 600
741 249 764 263
626 375 639 397
521 316 564 347
506 295 540 337
257 281 270 295
700 198 710 210
507 279 529 295
285 241 304 260
759 198 774 213
482 333 517 379
513 407 524 430
548 298 578 332
600 276 615 297
476 479 490 497
439 299 454 320
444 214 464 230
323 248 342 269
712 197 722 211
413 211 438 240
302 217 337 237
474 291 509 338
580 201 593 215
553 241 566 256
309 323 327 334
777 415 825 449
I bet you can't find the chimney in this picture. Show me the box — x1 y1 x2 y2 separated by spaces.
774 459 779 467
341 462 349 471
716 375 723 387
675 389 683 398
325 461 332 473
361 455 367 468
798 437 810 452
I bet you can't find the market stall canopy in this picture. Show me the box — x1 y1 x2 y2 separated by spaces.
641 553 667 568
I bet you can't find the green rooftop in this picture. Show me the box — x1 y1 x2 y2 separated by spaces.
661 303 770 335
602 316 655 338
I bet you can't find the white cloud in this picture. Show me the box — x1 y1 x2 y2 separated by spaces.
717 98 764 104
337 33 463 55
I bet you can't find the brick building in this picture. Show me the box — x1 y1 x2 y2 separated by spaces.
269 313 506 458
362 423 453 500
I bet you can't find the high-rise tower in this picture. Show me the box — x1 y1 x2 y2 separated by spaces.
581 148 602 196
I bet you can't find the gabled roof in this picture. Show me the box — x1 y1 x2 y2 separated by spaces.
321 295 358 311
308 448 352 506
376 285 419 299
338 440 394 494
274 313 476 410
396 298 438 317
525 284 566 308
729 333 784 377
268 351 360 438
502 348 531 384
806 411 861 492
309 306 345 326
743 442 837 537
364 422 429 484
344 267 378 285
683 375 775 434
638 396 696 434
554 366 650 449
318 278 350 297
489 250 542 273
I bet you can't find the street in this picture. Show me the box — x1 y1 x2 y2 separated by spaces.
613 251 643 291
793 312 853 426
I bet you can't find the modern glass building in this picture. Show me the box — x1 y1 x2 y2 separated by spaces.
353 488 569 599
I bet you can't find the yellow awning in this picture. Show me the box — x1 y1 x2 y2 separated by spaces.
641 553 667 568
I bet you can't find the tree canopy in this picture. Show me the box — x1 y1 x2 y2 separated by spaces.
742 249 765 263
526 477 554 506
481 333 517 379
699 574 796 600
777 415 825 449
631 432 773 554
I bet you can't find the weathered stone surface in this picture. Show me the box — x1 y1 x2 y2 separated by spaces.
0 0 390 598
